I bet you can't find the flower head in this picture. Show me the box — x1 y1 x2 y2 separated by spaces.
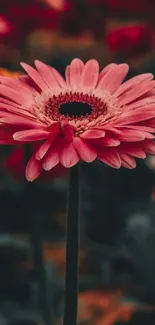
0 58 155 181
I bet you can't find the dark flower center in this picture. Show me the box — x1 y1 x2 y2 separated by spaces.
59 101 92 118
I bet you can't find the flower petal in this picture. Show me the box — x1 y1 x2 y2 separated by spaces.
80 59 99 91
0 85 33 106
96 64 129 95
110 128 146 141
60 141 79 167
118 144 146 158
117 80 155 106
36 133 58 160
26 155 42 181
35 60 61 91
65 66 71 87
98 148 121 168
69 58 84 90
60 116 73 142
98 63 117 84
20 62 48 92
73 137 97 162
80 129 105 139
115 73 154 97
0 115 43 129
13 129 49 142
42 142 59 171
119 153 136 169
142 140 155 154
100 134 120 146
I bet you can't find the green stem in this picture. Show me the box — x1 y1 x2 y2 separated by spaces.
63 163 80 325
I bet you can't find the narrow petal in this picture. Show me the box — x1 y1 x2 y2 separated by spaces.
73 137 97 162
115 73 154 97
26 154 42 181
69 58 84 90
98 63 117 84
80 129 105 139
36 133 58 160
13 129 49 142
60 116 73 142
0 85 33 106
96 64 129 95
118 144 146 158
119 153 136 169
42 142 59 171
98 148 121 168
110 128 146 142
142 140 155 154
116 107 155 125
100 134 120 146
60 141 79 167
65 66 71 87
80 59 99 91
35 60 61 91
117 80 155 106
20 62 48 92
0 115 43 129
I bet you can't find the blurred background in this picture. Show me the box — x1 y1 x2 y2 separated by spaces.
1 0 155 324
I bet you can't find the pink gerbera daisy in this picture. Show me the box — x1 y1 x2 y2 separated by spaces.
0 58 155 181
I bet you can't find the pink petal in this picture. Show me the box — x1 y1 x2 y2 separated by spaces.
119 153 136 169
0 85 33 106
101 134 120 146
60 141 79 167
117 80 155 106
73 137 97 162
96 64 129 94
110 128 146 142
0 76 36 96
80 59 99 91
118 144 146 159
69 58 84 89
35 60 61 90
116 107 155 125
115 73 153 97
65 66 71 86
0 115 43 128
98 63 117 84
42 142 59 171
20 62 48 92
52 68 66 88
36 133 58 160
126 97 155 110
80 129 105 139
13 129 49 142
98 148 121 168
60 116 73 142
26 154 42 181
19 75 41 93
142 140 155 154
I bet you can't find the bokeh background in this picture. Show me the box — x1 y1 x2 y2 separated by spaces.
1 0 155 324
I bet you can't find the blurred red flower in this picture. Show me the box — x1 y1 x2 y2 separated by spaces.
105 24 153 57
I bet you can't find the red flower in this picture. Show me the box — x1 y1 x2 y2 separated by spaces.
105 24 153 57
0 58 155 181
